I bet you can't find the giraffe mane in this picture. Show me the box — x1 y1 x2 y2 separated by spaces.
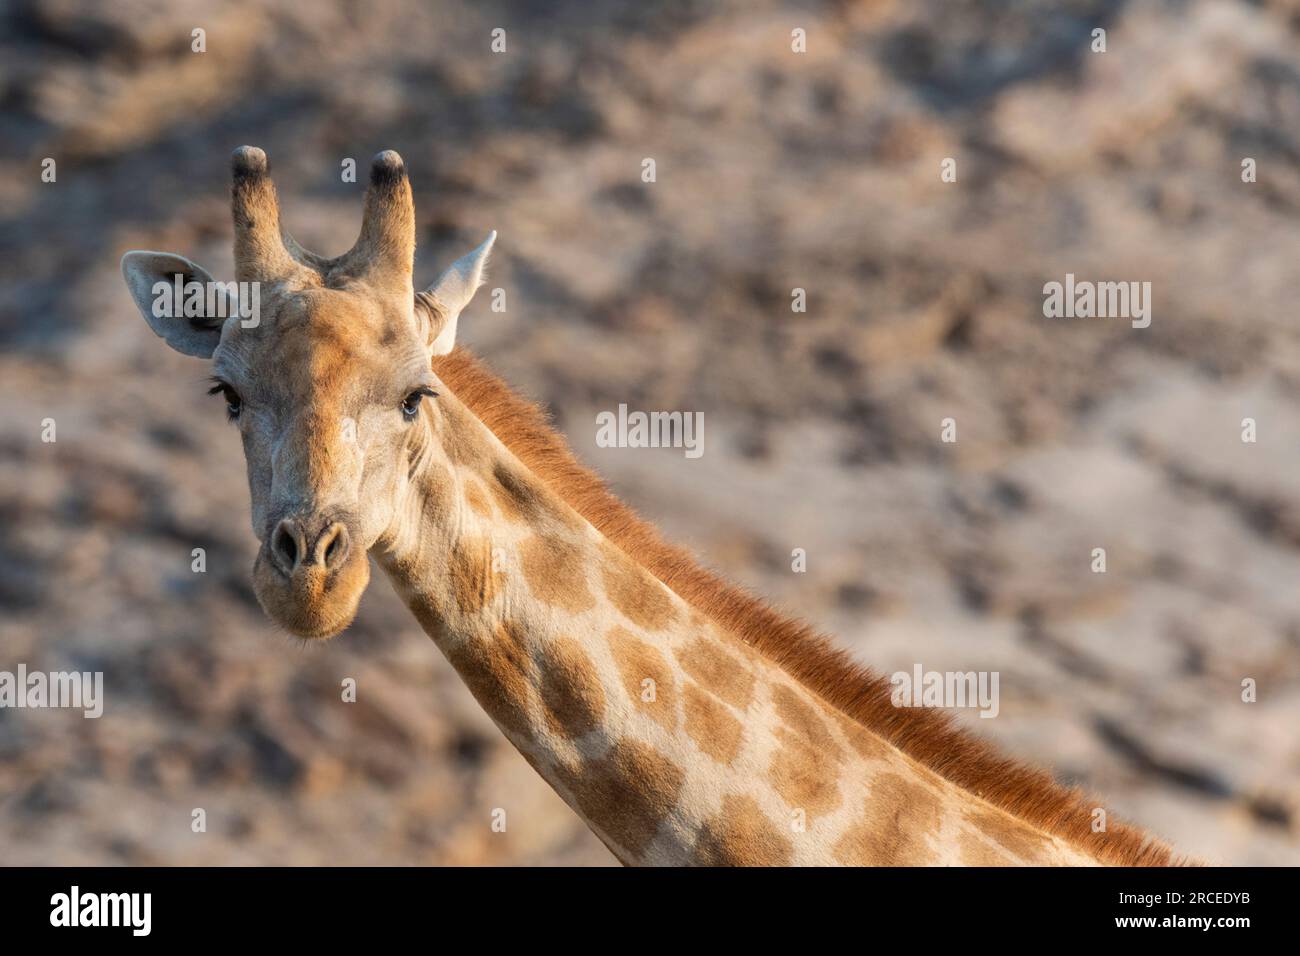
431 346 1184 867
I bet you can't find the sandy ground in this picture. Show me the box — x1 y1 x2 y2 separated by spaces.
1 0 1297 865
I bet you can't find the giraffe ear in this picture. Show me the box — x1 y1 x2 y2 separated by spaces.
415 231 496 355
121 251 233 359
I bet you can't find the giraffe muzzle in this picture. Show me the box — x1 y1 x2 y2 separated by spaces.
252 512 369 639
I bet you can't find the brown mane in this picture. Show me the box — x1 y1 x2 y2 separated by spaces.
432 346 1181 867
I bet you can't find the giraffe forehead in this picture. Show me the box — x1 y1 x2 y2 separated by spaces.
278 294 413 364
223 290 428 401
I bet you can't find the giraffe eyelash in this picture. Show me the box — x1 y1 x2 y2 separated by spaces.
207 378 243 421
401 386 438 420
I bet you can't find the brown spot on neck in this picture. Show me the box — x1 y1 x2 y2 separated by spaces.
464 475 493 518
448 533 501 616
693 794 793 866
682 682 744 765
607 626 678 732
964 808 1056 864
772 684 844 765
675 637 755 711
519 533 596 614
599 540 680 631
539 636 607 739
444 621 535 739
768 727 843 820
833 713 891 763
490 461 539 522
556 739 686 862
491 459 581 531
833 772 943 865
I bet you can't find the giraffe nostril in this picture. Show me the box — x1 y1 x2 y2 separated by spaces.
272 520 302 573
317 522 350 570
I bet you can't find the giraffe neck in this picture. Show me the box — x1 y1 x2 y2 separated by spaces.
374 391 1102 866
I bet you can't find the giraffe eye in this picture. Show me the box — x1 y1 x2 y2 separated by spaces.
401 386 437 420
207 379 242 421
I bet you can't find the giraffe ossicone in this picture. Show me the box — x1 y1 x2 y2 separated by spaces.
119 147 1181 867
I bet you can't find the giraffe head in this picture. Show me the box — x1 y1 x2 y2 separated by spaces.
121 147 494 639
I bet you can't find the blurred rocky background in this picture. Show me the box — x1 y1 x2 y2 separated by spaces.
1 0 1298 865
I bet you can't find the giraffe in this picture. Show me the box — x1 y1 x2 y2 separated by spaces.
120 147 1179 866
